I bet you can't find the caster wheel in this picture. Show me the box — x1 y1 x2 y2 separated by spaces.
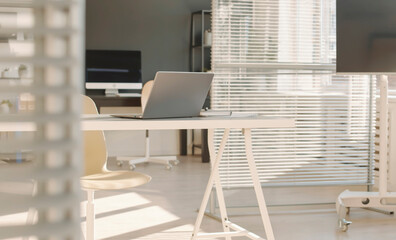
172 160 180 165
338 219 351 232
129 164 136 170
340 224 348 232
165 164 173 170
116 161 123 167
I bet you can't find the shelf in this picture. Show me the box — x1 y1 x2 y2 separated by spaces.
192 10 212 15
192 45 212 49
190 10 212 162
190 10 212 72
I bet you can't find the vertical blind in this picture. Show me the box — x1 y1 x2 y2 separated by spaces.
211 0 375 188
0 0 83 239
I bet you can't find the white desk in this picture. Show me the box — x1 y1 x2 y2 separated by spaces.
0 114 295 240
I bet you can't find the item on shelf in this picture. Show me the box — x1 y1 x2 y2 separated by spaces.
1 67 19 79
204 29 212 46
0 100 12 114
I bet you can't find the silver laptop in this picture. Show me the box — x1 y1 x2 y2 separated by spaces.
112 71 214 119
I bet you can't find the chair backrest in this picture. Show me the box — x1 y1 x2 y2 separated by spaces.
141 80 154 111
82 95 108 176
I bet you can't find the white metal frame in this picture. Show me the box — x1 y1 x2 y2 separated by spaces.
337 75 396 231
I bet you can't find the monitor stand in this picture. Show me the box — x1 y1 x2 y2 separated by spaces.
105 89 119 97
104 88 141 97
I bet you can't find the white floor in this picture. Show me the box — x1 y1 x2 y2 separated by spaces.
79 156 396 240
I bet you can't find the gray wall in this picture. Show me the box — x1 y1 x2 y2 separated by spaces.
85 0 211 84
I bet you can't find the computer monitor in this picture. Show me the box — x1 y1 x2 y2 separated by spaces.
337 0 396 73
85 50 142 95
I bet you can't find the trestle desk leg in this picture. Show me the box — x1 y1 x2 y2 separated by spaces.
243 128 275 240
208 129 231 240
192 128 230 240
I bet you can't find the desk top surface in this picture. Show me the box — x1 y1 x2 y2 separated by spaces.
82 114 295 131
0 114 295 132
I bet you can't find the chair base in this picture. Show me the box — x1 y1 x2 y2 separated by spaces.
116 156 179 170
115 131 179 170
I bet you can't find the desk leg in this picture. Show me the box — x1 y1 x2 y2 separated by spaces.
192 128 272 240
243 128 275 240
192 128 230 240
207 129 231 239
201 129 210 163
180 130 187 156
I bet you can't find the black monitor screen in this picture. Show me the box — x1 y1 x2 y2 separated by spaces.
85 50 142 83
337 0 396 73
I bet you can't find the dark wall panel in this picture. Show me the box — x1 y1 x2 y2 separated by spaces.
85 0 211 84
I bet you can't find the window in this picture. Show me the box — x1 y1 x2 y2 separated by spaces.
212 0 375 187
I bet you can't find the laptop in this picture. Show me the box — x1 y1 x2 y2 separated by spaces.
112 71 214 119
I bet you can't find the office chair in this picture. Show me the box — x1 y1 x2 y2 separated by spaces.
116 80 180 170
81 95 151 240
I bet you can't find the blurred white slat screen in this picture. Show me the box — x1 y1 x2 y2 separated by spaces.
0 0 83 239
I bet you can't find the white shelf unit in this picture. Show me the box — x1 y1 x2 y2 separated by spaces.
375 96 396 191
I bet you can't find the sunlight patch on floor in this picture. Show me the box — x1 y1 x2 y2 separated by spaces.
80 191 151 217
80 192 181 239
133 224 198 240
0 212 28 226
